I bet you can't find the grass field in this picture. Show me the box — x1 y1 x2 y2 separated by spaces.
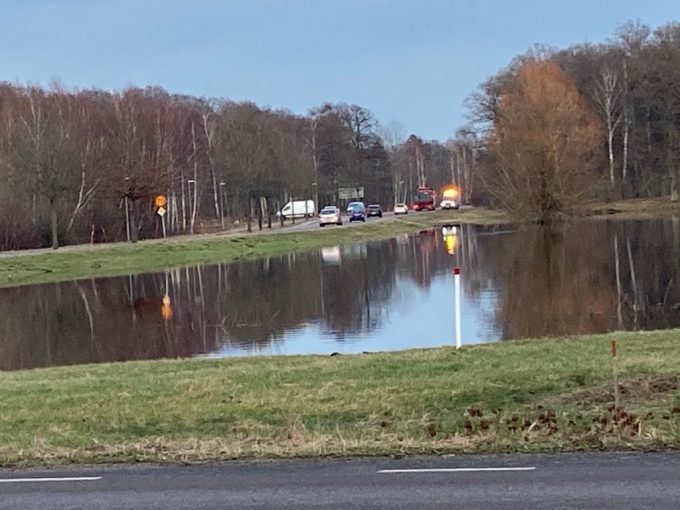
0 208 508 288
1 329 679 466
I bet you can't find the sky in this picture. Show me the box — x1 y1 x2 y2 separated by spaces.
1 0 679 141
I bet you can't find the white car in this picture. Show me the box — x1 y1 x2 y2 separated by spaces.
319 206 343 227
441 199 460 210
394 203 409 215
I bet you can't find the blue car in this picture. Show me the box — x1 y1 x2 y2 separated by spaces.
348 204 366 222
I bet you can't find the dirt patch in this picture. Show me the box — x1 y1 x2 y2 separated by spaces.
560 375 679 406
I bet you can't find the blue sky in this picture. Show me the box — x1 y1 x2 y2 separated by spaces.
1 0 679 140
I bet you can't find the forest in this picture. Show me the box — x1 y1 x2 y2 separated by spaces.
0 86 474 250
1 20 679 249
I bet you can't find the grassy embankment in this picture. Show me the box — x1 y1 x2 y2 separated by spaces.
0 208 507 288
1 329 679 466
2 197 680 289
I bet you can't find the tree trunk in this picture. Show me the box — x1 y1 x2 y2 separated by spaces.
129 203 138 242
247 197 253 233
50 204 59 249
190 122 199 235
449 150 456 183
622 58 629 183
180 177 187 231
456 149 462 193
607 115 615 185
671 172 679 202
201 114 221 220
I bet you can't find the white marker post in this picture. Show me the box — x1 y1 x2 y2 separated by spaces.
157 206 167 239
454 266 461 349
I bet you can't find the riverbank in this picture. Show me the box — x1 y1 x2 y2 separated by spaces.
1 329 679 466
0 208 507 288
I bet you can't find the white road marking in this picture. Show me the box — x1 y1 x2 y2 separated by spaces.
378 467 536 474
0 476 102 483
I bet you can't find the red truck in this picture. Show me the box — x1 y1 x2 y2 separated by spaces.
412 186 436 211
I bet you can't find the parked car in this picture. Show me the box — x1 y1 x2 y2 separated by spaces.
319 206 342 227
348 203 366 222
394 203 409 215
366 204 383 218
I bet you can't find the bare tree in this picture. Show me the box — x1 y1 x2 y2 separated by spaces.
201 107 221 223
591 67 623 185
378 120 406 206
189 120 199 234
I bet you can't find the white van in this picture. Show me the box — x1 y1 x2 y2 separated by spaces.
277 200 316 219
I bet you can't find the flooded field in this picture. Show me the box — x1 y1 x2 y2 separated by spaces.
2 218 680 370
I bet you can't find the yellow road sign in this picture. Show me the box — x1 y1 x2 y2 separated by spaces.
154 194 167 208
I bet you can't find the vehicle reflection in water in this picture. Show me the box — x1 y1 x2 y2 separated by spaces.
442 226 459 256
161 294 173 321
321 246 341 265
1 219 680 370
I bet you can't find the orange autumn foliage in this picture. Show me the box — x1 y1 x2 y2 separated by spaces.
490 59 603 222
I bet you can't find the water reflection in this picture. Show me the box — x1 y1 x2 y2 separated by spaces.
442 226 459 256
1 219 680 370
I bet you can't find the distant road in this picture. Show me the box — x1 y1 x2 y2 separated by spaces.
283 210 395 232
2 452 680 509
0 206 471 258
283 206 474 232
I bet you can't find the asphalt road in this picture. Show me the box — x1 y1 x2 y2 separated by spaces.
283 211 396 232
283 206 466 232
279 205 472 232
2 452 680 509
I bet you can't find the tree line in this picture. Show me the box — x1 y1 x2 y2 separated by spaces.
467 20 680 221
0 85 477 250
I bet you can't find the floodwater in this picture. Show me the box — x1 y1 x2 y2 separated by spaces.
2 218 680 370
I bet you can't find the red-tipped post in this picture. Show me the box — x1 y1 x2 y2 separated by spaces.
454 267 461 348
